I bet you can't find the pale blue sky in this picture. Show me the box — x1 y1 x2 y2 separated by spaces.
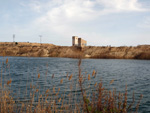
0 0 150 46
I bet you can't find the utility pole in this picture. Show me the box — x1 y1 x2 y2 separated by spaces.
39 35 42 44
13 34 15 42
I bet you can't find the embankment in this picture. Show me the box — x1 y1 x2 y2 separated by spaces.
0 42 150 59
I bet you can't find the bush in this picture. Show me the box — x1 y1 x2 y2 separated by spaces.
15 42 18 45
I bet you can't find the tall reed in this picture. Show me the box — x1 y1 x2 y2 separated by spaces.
0 57 142 113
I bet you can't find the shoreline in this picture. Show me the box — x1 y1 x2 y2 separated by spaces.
0 42 150 60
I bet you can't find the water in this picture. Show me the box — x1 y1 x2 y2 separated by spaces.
0 57 150 112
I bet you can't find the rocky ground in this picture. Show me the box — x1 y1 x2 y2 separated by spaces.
0 42 150 59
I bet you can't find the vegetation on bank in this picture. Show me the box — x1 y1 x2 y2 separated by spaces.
0 57 143 113
0 42 150 59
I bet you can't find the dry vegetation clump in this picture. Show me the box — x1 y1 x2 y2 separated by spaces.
63 51 83 58
0 57 142 113
58 46 83 58
91 53 116 59
134 52 150 59
83 45 150 59
77 59 143 113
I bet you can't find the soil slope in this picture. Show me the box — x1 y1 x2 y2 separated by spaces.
0 42 150 59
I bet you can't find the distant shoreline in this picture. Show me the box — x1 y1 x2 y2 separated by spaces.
0 42 150 60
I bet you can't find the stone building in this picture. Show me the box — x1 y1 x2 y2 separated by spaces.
72 36 87 47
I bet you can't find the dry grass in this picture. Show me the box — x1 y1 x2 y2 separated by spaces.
1 42 150 59
77 58 143 113
0 57 142 113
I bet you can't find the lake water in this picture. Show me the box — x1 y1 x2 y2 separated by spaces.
0 57 150 112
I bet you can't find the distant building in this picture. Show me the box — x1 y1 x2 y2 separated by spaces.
78 38 87 47
72 36 78 46
72 36 87 47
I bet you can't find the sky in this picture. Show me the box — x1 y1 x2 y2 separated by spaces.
0 0 150 46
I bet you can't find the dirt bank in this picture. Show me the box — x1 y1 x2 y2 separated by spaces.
0 42 150 59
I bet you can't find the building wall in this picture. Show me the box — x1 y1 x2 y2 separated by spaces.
78 38 87 47
72 36 78 46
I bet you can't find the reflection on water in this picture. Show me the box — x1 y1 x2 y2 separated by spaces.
0 57 150 112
